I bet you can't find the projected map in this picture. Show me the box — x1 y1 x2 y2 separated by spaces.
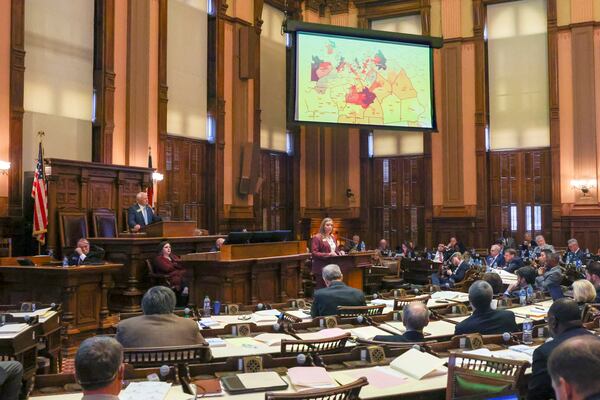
295 32 433 129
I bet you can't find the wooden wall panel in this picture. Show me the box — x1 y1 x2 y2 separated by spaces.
254 150 292 231
9 0 24 217
158 135 211 230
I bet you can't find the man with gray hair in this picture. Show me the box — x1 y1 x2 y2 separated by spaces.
455 280 517 335
127 191 162 232
310 264 366 317
116 286 206 348
372 302 429 343
563 238 585 265
533 234 555 258
75 336 123 400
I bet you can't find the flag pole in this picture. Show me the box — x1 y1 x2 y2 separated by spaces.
35 131 46 255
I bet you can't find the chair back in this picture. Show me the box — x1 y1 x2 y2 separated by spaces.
446 353 529 400
145 259 170 287
265 377 368 400
58 210 88 251
581 303 600 323
92 208 118 238
393 295 430 311
280 333 350 356
548 285 564 301
0 238 11 257
337 305 385 318
123 344 210 367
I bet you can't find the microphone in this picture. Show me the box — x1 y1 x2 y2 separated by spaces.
257 303 264 310
372 293 378 300
272 322 281 332
502 332 511 343
356 315 364 324
296 354 306 365
414 288 420 295
159 365 170 381
184 307 191 318
412 344 422 352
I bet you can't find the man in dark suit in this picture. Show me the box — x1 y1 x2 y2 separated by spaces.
585 261 600 303
528 299 596 400
68 238 105 266
373 302 428 343
486 244 505 269
503 248 524 273
563 238 586 265
116 286 207 348
310 264 366 317
455 280 517 335
127 191 161 232
548 336 600 400
432 252 470 287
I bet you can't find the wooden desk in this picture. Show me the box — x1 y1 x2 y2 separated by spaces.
181 242 309 306
0 324 37 379
326 252 377 291
90 235 224 312
0 263 122 356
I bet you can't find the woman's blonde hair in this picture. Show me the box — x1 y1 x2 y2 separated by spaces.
573 279 597 303
318 218 334 237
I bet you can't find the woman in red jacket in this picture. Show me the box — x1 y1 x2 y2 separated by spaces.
310 218 344 289
153 241 188 304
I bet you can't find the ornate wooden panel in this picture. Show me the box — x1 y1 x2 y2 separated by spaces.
254 151 292 231
488 148 552 244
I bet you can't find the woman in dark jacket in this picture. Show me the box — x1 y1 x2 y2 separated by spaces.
153 242 188 304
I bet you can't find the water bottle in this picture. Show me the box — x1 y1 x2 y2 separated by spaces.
203 295 211 317
62 256 69 267
522 314 534 345
519 288 527 306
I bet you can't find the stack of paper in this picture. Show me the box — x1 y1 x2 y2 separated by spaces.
336 367 408 389
349 326 390 341
199 318 220 328
253 333 297 346
288 367 337 389
120 382 171 400
284 310 312 320
389 349 446 380
205 337 227 347
370 299 395 307
236 371 286 390
509 344 538 357
299 328 347 341
0 323 28 333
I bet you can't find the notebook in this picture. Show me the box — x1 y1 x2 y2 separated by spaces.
389 348 446 380
253 333 297 346
221 371 288 394
287 367 337 389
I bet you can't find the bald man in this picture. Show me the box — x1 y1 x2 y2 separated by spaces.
372 302 429 343
127 191 162 232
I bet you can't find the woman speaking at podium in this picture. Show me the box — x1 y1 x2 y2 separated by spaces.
310 217 345 289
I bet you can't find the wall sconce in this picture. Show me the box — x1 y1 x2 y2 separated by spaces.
0 160 10 175
152 171 164 182
570 179 597 197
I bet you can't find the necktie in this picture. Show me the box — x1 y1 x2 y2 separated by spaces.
142 206 148 225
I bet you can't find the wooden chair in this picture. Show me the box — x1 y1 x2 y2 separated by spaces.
393 295 431 311
581 303 600 323
265 376 368 400
446 353 529 400
337 305 385 318
0 238 11 257
280 333 351 356
91 208 118 238
122 344 211 367
58 210 88 253
145 259 171 288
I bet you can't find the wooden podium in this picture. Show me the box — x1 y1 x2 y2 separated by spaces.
326 251 377 291
140 221 197 237
181 241 309 305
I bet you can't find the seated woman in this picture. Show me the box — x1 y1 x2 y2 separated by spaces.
573 279 597 314
153 241 188 306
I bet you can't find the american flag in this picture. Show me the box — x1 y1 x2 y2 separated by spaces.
31 142 48 244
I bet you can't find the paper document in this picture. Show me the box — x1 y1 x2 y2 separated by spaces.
205 338 226 347
390 348 446 380
120 381 171 400
349 326 389 341
236 371 286 390
492 349 532 362
255 309 281 316
0 323 28 333
253 333 297 346
199 318 220 327
10 307 52 318
370 299 395 307
338 367 408 389
284 310 312 320
463 348 493 357
509 344 538 357
288 367 336 388
300 327 347 340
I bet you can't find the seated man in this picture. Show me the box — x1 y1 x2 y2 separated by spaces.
585 261 600 303
75 336 123 400
563 238 586 265
432 252 470 287
372 302 429 343
210 237 225 252
68 238 105 266
455 280 517 335
503 248 524 273
528 299 595 400
444 237 466 259
535 251 563 293
486 244 505 270
520 232 537 258
310 264 366 317
432 243 447 263
377 239 391 257
504 266 536 298
548 336 600 400
127 191 162 232
482 272 504 295
0 361 23 400
533 234 555 258
346 235 365 252
116 286 206 347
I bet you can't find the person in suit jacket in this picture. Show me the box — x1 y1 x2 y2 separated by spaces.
373 302 428 343
585 261 600 303
0 361 23 400
520 232 537 258
485 244 505 270
535 251 563 293
310 264 366 318
116 286 206 348
563 238 586 265
528 299 596 400
548 335 600 400
127 191 162 232
502 248 524 273
68 238 105 266
310 218 344 289
432 252 470 287
455 280 518 335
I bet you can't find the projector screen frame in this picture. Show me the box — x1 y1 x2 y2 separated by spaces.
285 20 442 132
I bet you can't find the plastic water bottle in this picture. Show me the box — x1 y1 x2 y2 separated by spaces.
203 295 211 317
523 314 534 345
519 288 527 306
62 256 69 267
